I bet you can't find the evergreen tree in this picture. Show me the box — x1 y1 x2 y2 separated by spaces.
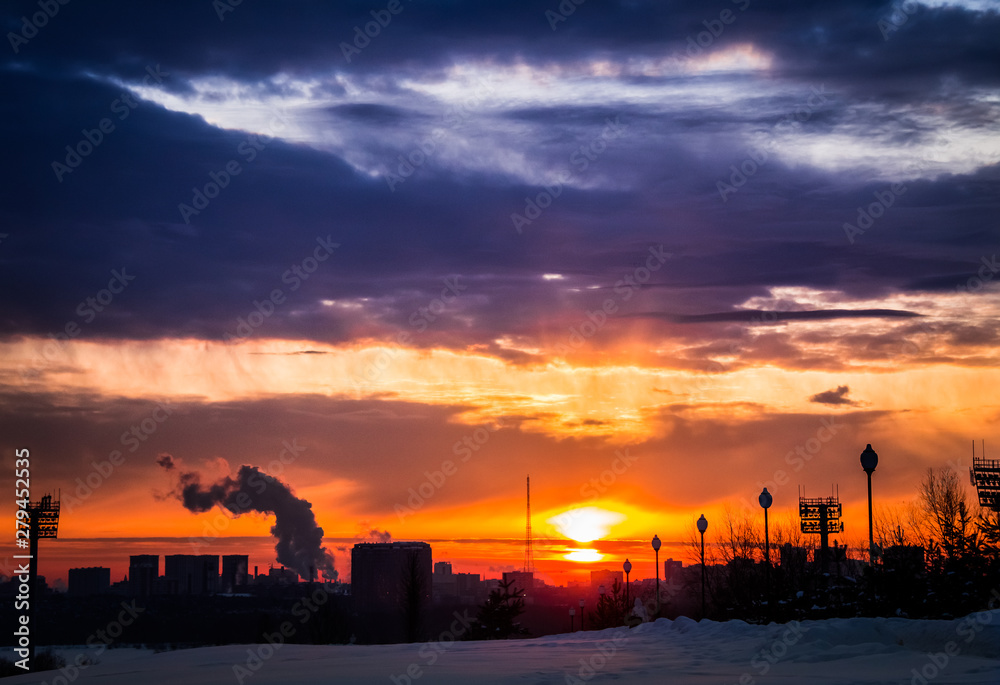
588 578 627 630
470 578 528 639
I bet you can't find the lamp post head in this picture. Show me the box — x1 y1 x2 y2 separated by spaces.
569 608 575 616
579 598 585 608
758 487 773 509
860 443 878 474
652 535 661 552
599 584 606 596
697 514 708 534
623 559 632 574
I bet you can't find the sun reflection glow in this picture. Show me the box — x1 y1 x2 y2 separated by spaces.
564 549 603 562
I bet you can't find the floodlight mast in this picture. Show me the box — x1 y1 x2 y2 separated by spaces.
24 493 61 672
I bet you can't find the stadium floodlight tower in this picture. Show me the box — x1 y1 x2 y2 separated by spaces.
970 441 1000 513
798 486 843 574
23 493 61 671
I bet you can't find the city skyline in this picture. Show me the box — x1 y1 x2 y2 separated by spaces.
7 435 988 589
54 539 707 595
23 531 710 590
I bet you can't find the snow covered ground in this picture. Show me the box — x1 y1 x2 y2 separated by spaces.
5 612 1000 685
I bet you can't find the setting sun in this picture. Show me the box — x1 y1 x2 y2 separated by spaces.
547 507 626 543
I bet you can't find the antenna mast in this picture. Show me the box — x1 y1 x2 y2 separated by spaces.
523 475 534 573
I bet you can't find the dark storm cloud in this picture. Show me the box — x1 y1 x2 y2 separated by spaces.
2 0 998 352
0 69 533 344
326 103 425 125
809 385 859 406
5 2 998 88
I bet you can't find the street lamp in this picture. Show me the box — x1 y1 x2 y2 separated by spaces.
623 558 632 621
759 487 773 619
860 443 879 565
569 607 575 632
697 515 708 618
579 598 585 631
652 534 661 618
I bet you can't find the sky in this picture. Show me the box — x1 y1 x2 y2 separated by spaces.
1 0 999 588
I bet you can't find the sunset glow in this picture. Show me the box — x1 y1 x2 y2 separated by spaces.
548 507 627 543
3 0 998 598
564 549 604 563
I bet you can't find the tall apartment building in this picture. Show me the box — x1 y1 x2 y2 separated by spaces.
129 555 158 597
164 554 219 594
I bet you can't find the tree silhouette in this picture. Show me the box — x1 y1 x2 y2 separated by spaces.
588 578 626 630
470 578 527 639
920 467 977 559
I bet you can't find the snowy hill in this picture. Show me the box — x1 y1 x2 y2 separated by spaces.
5 612 1000 685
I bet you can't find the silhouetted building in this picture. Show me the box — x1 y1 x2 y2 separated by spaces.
129 555 158 597
454 572 483 603
110 576 131 596
502 570 534 591
663 559 683 584
221 554 249 592
1 575 48 596
432 562 483 604
68 567 110 596
164 554 219 594
433 561 457 601
353 542 432 612
266 566 299 585
352 541 432 643
590 569 623 593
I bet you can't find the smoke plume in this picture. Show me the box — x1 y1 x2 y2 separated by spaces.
161 459 336 580
362 528 392 543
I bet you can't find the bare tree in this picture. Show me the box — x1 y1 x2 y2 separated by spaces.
716 504 762 564
919 467 977 559
874 501 925 549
